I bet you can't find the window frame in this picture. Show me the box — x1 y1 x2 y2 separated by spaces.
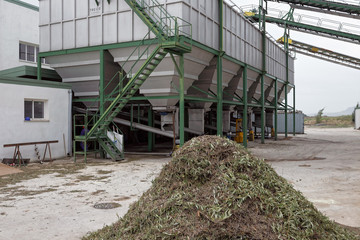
19 42 48 64
24 99 48 121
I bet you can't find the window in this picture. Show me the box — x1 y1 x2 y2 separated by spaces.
19 43 48 64
24 100 47 120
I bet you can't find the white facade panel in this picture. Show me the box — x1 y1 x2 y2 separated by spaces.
89 16 103 46
75 19 88 48
51 23 62 50
63 0 75 21
118 11 133 42
63 21 75 49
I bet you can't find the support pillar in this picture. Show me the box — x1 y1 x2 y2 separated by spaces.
100 49 105 115
285 83 288 138
261 75 265 144
148 107 154 152
293 86 296 136
274 78 278 141
179 54 185 146
217 0 224 136
37 56 42 81
242 65 248 148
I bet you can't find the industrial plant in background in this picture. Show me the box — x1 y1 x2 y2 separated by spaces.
36 0 296 161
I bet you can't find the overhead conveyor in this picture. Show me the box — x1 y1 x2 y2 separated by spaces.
277 37 360 69
266 0 360 19
244 6 360 43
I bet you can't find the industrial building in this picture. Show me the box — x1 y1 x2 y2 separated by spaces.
34 0 296 161
0 0 71 162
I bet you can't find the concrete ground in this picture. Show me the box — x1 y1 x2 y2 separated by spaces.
0 127 359 239
250 127 360 228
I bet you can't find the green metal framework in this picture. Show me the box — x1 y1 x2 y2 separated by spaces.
267 0 360 18
37 0 296 155
249 13 360 43
277 38 360 70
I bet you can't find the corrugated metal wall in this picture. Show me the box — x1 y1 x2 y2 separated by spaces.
276 113 304 134
39 0 293 83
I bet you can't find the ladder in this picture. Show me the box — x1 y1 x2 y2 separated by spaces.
73 0 192 162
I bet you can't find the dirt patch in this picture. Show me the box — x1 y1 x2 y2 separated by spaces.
84 136 357 240
0 163 23 176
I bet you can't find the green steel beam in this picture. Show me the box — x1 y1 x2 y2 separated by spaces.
100 50 105 115
285 83 288 138
37 56 42 81
250 15 360 43
293 86 296 136
274 78 278 140
148 106 154 152
260 0 266 144
185 96 218 103
179 54 185 146
217 0 224 136
261 75 265 144
243 65 248 148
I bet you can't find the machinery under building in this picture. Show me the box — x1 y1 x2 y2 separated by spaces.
36 0 296 161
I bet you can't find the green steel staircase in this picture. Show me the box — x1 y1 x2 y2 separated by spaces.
73 0 192 162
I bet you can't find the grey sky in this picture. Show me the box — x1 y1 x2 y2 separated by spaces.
26 0 359 114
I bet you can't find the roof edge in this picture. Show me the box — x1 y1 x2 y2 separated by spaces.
0 76 71 90
4 0 39 12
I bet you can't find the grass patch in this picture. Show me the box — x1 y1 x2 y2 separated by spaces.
305 115 354 128
84 136 358 240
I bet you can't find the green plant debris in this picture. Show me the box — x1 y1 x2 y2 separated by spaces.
83 136 358 240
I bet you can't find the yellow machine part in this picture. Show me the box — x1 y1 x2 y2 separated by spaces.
244 12 256 17
271 128 275 138
249 130 255 141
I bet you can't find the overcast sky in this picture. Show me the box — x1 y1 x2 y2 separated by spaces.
25 0 359 114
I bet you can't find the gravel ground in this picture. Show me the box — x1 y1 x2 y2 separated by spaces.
0 127 359 239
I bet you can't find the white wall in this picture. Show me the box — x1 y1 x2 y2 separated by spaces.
355 109 360 130
0 82 71 161
0 0 39 71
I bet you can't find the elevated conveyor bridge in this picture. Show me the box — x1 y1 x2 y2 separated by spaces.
243 6 360 43
277 37 360 69
266 0 360 19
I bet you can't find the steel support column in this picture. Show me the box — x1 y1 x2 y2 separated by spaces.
243 65 248 147
285 83 288 137
274 79 278 140
100 50 105 115
179 54 185 146
148 106 154 152
261 75 265 144
260 0 266 144
217 0 224 136
37 56 42 81
293 86 296 136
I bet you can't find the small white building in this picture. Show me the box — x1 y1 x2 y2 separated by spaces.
0 0 45 71
355 108 360 130
0 76 72 162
